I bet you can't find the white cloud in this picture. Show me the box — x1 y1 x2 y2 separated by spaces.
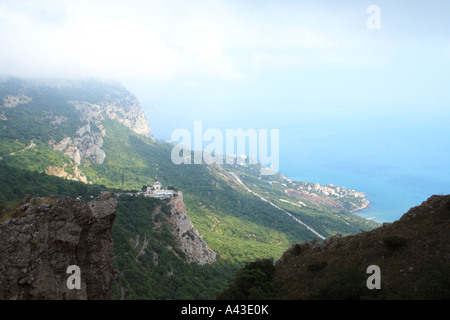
0 1 185 80
0 0 387 81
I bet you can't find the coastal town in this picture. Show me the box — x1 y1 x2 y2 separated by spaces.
260 175 371 215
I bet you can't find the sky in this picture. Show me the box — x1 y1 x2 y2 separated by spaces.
1 0 450 220
1 1 449 125
1 0 449 176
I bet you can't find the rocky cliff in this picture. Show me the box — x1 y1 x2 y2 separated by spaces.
51 80 155 165
273 194 450 299
219 194 450 300
0 192 117 300
0 77 155 182
167 192 217 265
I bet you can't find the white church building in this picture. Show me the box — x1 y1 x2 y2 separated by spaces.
144 176 177 198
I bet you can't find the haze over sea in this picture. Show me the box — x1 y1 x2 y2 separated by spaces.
280 117 450 223
144 106 450 224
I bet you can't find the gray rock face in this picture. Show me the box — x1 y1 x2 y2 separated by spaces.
0 192 117 300
102 94 154 140
50 122 107 165
1 78 154 183
68 90 154 141
49 88 154 166
168 193 217 265
2 93 32 108
32 79 154 168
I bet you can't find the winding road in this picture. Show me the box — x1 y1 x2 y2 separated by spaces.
228 171 326 240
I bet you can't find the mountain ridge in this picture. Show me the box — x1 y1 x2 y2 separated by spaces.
219 194 450 300
0 76 381 299
0 76 154 169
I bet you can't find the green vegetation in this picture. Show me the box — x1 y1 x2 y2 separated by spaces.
1 142 77 174
0 77 382 299
112 195 237 299
217 258 277 300
308 264 369 300
220 194 450 300
414 260 450 300
230 164 378 237
0 166 236 298
0 84 82 146
222 254 450 300
79 119 315 262
0 162 106 205
291 243 303 255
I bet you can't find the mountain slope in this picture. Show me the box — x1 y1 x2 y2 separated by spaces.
111 194 233 299
0 165 232 299
0 76 380 298
220 194 450 300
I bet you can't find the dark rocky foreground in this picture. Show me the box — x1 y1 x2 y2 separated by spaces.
273 194 450 299
0 192 117 299
219 194 450 300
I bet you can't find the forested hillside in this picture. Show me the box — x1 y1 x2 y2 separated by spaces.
0 77 379 299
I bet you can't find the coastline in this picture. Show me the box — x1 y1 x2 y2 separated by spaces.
350 199 371 214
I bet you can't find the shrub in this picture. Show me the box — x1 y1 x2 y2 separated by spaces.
308 264 367 300
217 258 277 300
308 260 328 273
414 261 450 299
292 243 303 255
383 236 407 251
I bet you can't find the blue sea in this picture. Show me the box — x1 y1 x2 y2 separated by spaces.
278 116 450 223
146 107 450 224
285 160 447 223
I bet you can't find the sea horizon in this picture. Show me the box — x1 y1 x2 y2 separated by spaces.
286 163 449 224
147 108 450 225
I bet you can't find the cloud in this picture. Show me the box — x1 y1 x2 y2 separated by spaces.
0 1 181 80
0 0 243 81
0 0 398 82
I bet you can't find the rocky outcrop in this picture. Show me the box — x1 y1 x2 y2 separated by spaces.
167 193 217 265
46 165 88 184
1 77 155 185
0 192 117 300
2 78 154 168
48 83 154 167
2 93 32 108
103 96 154 140
68 86 154 141
273 194 450 299
219 194 450 300
49 125 106 166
